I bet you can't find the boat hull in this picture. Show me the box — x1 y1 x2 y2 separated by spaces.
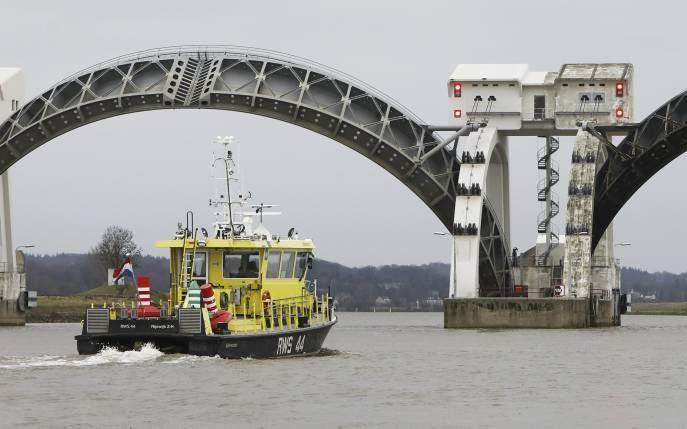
76 316 337 359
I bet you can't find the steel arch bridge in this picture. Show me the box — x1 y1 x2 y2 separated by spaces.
0 46 512 294
593 90 687 251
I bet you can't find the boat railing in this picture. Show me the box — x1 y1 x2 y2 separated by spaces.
229 292 331 333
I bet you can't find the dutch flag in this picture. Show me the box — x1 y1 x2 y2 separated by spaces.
113 257 136 285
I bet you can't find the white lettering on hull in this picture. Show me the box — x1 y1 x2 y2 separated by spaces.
276 335 306 356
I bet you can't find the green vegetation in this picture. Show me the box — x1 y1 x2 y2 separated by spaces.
22 250 687 317
622 267 687 301
26 253 170 296
77 284 166 301
25 253 449 312
27 285 167 323
630 302 687 316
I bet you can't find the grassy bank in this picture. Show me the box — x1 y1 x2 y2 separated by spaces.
630 302 687 316
26 296 687 322
27 285 167 323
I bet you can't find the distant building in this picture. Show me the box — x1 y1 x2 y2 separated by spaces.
374 296 391 306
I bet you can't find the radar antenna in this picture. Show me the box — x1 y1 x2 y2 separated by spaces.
251 202 279 224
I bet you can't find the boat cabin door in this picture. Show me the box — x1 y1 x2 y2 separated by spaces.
191 251 208 286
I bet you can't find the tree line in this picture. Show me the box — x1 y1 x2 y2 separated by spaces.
24 225 449 310
23 253 449 310
25 254 687 307
23 225 687 307
621 267 687 302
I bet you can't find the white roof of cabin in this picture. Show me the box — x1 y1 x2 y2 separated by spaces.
558 63 631 80
450 64 529 82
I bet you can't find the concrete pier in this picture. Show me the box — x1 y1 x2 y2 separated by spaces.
0 299 25 326
444 298 617 329
0 69 26 327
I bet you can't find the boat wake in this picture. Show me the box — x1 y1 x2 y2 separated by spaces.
162 354 219 364
0 345 343 369
0 343 164 370
309 348 344 357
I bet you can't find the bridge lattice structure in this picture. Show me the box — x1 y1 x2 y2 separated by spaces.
0 46 513 293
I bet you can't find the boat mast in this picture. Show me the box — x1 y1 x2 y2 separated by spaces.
216 136 236 236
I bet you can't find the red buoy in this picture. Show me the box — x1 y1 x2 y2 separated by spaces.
200 283 218 315
137 276 151 307
135 276 160 317
201 283 232 329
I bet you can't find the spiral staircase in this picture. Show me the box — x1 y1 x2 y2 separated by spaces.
536 136 560 266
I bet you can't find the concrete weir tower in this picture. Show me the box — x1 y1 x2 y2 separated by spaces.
0 68 30 326
444 63 632 328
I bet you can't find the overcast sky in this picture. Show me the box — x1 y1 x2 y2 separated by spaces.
0 0 685 272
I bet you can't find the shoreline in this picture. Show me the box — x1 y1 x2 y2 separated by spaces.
24 297 687 323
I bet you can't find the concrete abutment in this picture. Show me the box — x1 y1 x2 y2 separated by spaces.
443 297 618 329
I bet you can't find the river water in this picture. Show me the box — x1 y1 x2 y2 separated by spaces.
1 313 686 428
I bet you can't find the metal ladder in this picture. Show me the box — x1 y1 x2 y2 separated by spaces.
178 211 197 303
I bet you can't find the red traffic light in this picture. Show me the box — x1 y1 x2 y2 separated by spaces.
615 81 624 97
453 82 462 98
453 109 462 118
615 107 624 118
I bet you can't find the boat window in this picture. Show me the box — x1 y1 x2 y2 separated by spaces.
295 252 308 278
223 250 260 278
192 252 207 278
267 251 281 278
279 251 295 278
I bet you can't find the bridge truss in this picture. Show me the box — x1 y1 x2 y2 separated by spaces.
0 46 513 295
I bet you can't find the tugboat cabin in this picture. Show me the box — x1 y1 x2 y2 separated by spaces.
157 233 318 333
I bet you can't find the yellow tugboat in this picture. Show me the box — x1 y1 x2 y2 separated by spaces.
76 136 336 358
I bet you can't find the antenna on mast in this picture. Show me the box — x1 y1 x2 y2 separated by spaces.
214 135 236 236
251 203 280 224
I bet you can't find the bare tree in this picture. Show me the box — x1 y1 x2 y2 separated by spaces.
92 225 142 270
